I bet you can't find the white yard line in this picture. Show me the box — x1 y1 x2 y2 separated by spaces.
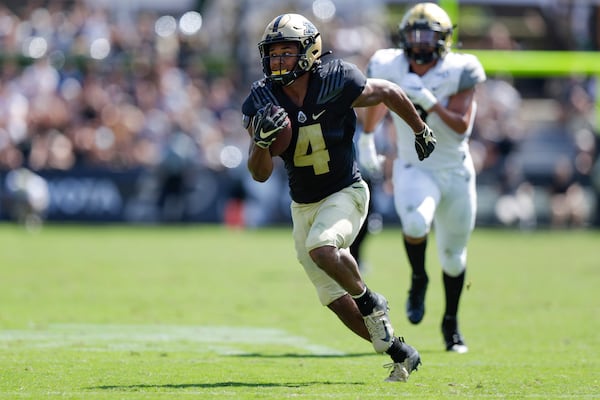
0 323 345 355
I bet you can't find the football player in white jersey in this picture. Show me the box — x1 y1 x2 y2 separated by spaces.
358 2 486 353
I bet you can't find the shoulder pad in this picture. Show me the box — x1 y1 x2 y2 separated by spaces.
316 59 346 104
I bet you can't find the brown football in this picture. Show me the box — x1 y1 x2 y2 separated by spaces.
269 110 292 157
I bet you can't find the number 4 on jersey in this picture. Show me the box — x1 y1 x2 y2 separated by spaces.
293 124 331 175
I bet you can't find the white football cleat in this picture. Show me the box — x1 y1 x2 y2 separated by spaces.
363 292 394 353
384 340 421 382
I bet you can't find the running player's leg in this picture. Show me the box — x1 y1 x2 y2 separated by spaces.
434 166 476 352
393 161 440 324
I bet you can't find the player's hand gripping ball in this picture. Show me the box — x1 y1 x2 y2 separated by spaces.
268 110 291 156
252 103 291 156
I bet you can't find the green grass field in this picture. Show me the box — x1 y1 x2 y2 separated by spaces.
0 224 598 399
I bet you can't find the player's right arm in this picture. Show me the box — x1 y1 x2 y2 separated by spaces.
246 125 274 182
243 112 274 182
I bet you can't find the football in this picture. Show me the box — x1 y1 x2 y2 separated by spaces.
269 111 292 156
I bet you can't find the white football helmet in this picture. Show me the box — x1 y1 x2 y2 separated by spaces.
258 14 322 86
399 2 454 64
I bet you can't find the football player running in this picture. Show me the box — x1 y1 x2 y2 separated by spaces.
359 2 486 353
242 13 436 382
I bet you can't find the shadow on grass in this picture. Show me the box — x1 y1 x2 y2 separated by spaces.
87 353 376 391
89 380 364 390
231 352 374 358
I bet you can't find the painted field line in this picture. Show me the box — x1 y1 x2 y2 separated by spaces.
0 323 345 356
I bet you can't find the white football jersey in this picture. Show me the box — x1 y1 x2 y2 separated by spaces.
367 49 486 169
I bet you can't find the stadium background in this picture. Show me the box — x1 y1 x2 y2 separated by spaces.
0 0 598 228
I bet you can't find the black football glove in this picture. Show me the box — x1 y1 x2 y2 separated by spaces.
414 124 436 161
252 103 289 149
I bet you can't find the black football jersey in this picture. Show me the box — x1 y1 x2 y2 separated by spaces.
242 59 366 203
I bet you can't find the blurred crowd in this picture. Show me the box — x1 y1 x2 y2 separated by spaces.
0 0 598 228
0 1 244 173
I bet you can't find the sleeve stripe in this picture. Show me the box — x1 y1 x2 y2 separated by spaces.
317 61 345 104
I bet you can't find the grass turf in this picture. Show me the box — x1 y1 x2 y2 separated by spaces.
0 224 598 399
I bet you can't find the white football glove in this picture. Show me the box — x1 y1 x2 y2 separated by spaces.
357 132 384 175
401 73 437 111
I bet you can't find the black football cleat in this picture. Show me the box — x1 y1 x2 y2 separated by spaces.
442 315 468 353
406 275 428 324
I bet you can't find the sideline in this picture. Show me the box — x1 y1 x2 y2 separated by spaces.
0 323 345 356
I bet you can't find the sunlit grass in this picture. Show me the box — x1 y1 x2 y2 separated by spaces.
0 224 598 399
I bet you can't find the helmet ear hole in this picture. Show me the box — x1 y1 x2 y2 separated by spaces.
298 59 309 69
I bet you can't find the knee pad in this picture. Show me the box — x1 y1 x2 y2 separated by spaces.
401 211 429 238
441 250 466 277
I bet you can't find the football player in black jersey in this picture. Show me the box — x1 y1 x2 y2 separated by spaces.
241 13 436 382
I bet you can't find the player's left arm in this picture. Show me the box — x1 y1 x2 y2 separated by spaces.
429 87 476 134
429 55 486 134
355 78 435 161
354 78 425 134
